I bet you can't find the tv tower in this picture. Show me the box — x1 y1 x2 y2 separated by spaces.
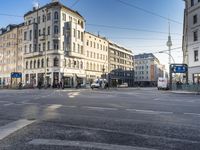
166 22 172 65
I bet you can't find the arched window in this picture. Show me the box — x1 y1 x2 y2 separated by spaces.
30 60 32 69
93 63 96 71
54 25 58 34
34 60 36 68
97 64 99 71
86 62 89 70
77 61 79 69
80 61 83 69
68 59 71 68
37 60 40 68
90 62 92 70
41 59 44 68
54 11 59 20
54 57 59 67
47 58 49 67
26 61 28 69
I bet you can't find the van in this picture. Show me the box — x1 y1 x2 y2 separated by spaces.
157 77 169 90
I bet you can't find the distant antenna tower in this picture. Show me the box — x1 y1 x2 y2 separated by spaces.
166 21 172 65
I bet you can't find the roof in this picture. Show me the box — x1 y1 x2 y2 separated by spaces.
134 53 160 63
24 1 84 19
0 23 25 36
85 31 107 41
109 41 133 54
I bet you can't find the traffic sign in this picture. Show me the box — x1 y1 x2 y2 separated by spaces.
11 72 22 78
171 64 188 73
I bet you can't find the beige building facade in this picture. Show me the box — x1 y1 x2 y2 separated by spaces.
84 32 108 83
108 42 134 87
0 24 24 87
23 1 85 88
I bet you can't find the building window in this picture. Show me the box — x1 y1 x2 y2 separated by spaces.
43 43 46 51
30 61 33 69
48 41 50 50
41 59 44 68
53 40 59 50
24 31 27 40
191 0 194 6
194 30 198 41
29 30 32 41
193 14 198 24
54 57 59 67
26 61 28 69
34 60 36 68
73 43 76 52
194 50 199 62
42 14 45 22
193 73 200 84
62 13 66 21
37 60 40 68
38 44 41 51
54 25 59 34
43 28 45 35
73 29 76 38
48 26 50 35
47 58 49 67
54 11 59 20
38 16 40 24
47 13 51 21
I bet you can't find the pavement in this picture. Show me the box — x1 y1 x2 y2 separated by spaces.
0 88 200 150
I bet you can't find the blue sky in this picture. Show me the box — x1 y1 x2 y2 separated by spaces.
0 0 185 68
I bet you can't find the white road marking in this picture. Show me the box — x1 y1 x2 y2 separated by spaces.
184 113 200 116
47 104 62 111
126 109 173 115
83 106 118 111
0 119 35 140
62 105 77 108
29 139 157 150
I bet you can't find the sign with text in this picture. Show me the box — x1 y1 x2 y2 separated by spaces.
11 72 22 78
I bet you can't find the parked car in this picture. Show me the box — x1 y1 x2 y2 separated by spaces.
157 77 169 90
91 79 108 89
118 83 128 88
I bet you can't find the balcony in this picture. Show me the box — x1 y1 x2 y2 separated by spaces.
24 51 44 58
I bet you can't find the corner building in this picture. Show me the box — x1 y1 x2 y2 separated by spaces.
23 1 85 87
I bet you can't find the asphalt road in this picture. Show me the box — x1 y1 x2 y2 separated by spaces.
0 88 200 150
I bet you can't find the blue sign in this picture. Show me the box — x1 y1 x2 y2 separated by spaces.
171 65 188 73
11 72 22 78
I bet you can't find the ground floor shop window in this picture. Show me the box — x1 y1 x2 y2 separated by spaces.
193 73 200 84
30 74 36 86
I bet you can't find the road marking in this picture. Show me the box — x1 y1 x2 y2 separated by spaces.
126 109 173 115
62 105 77 108
0 119 35 140
29 139 157 150
83 106 118 111
47 104 62 111
184 113 200 116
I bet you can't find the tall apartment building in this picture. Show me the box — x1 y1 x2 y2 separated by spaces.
0 23 24 87
108 42 134 87
84 32 109 83
134 53 166 86
183 0 200 84
23 1 85 87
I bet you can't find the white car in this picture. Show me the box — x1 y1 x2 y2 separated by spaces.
118 83 128 88
91 79 107 89
157 77 169 90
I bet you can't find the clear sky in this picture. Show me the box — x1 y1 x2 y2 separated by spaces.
0 0 185 69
